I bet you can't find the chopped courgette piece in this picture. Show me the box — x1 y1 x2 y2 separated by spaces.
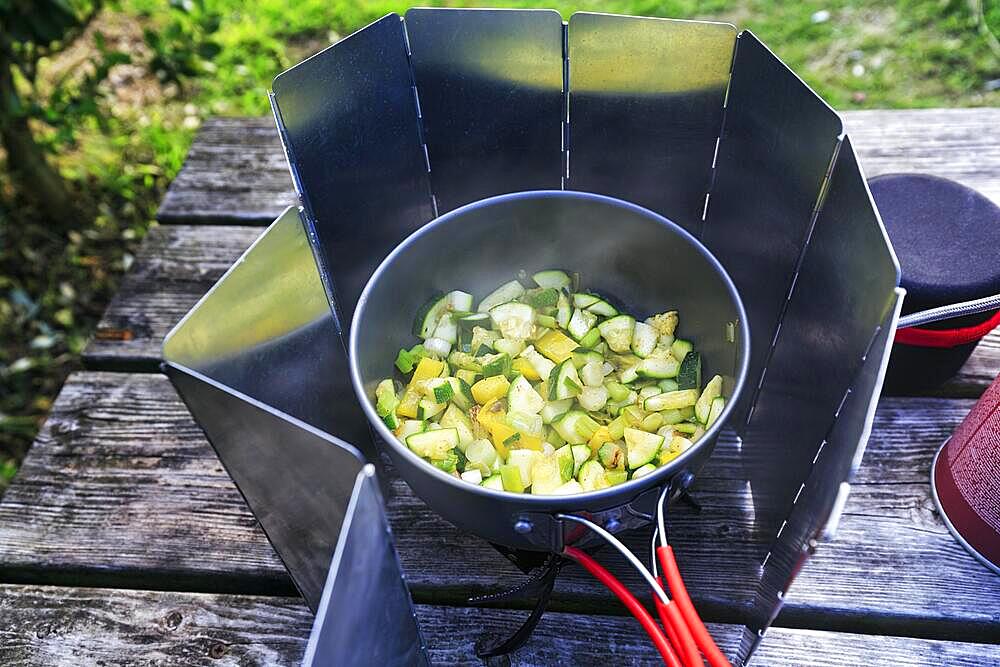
578 386 609 412
578 460 609 491
532 270 572 290
568 308 598 341
481 352 512 378
671 338 694 361
572 293 600 309
677 352 701 390
547 359 583 400
481 473 504 490
706 396 726 428
631 321 658 358
523 287 560 310
598 315 635 353
695 374 723 423
657 435 693 466
587 298 618 318
631 463 657 479
551 410 595 445
478 280 526 313
490 302 535 341
598 442 626 470
500 463 526 493
552 479 584 495
508 375 545 415
624 427 664 468
636 357 680 379
644 389 699 411
530 453 564 494
578 327 601 349
413 293 449 338
406 428 459 459
570 444 591 475
540 399 573 424
647 311 679 337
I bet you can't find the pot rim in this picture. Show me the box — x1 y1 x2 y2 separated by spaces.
349 189 750 510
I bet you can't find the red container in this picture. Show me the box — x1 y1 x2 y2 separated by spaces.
932 374 1000 573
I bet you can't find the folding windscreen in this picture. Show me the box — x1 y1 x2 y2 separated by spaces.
164 10 901 665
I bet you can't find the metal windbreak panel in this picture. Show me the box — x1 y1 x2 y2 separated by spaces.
404 8 564 213
738 138 902 661
304 466 429 667
162 207 373 455
567 13 736 234
701 31 843 422
164 364 367 612
271 14 434 325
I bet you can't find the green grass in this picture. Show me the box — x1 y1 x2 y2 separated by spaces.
0 0 997 494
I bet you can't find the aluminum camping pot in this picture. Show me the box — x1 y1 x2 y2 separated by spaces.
349 190 750 550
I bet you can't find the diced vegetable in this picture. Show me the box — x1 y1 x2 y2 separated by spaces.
552 479 584 495
632 463 656 479
471 375 510 405
490 302 535 341
500 463 527 492
532 270 571 290
624 428 663 469
478 280 526 313
578 460 609 491
587 298 618 318
536 330 577 363
677 352 701 390
406 428 459 460
381 273 725 495
647 311 678 337
548 360 583 400
671 338 694 362
636 357 680 379
568 308 598 340
706 396 726 428
478 474 501 490
508 375 545 415
695 375 723 423
644 389 700 411
631 321 658 358
375 379 400 429
578 385 609 412
598 315 635 353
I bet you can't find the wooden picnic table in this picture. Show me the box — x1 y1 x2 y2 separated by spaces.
1 108 999 665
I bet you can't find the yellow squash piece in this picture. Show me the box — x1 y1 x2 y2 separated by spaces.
472 375 510 405
587 425 614 454
512 357 541 381
410 357 445 386
535 330 578 363
396 388 421 418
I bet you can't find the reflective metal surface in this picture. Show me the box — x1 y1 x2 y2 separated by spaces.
405 8 564 213
736 138 902 662
567 13 736 234
164 364 366 611
304 466 429 667
701 31 843 423
162 206 373 456
271 14 435 324
350 190 749 550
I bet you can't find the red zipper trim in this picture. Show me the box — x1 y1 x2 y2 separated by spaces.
895 308 1000 348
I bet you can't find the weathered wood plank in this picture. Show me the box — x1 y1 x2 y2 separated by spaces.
1 373 998 640
2 585 997 666
83 225 261 371
157 118 296 225
154 109 1000 225
80 223 1000 396
844 108 1000 204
